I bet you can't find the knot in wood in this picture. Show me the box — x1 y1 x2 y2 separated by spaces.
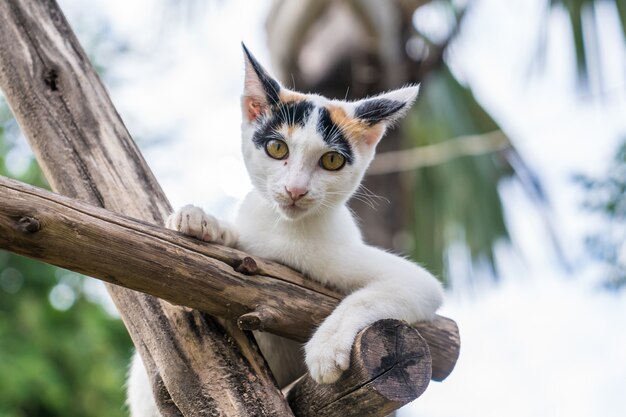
18 216 41 233
235 257 259 275
43 68 59 91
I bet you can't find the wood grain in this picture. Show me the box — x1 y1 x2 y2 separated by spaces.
0 1 293 416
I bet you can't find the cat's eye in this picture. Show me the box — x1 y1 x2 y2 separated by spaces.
320 152 346 171
265 139 289 160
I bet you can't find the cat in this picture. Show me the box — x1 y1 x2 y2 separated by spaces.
126 44 443 417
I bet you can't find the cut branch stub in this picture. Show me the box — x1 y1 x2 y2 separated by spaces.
236 256 260 275
18 216 41 233
238 306 280 331
286 319 432 417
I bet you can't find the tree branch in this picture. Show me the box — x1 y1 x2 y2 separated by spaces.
0 1 293 416
0 174 460 381
0 1 460 415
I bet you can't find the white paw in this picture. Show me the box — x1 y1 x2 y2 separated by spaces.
304 325 354 384
165 205 238 246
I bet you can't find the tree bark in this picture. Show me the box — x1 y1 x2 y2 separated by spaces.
0 1 293 416
0 1 461 415
0 174 460 381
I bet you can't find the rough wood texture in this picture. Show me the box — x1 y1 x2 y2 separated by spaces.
286 320 431 417
0 174 460 381
0 1 294 416
411 314 460 381
0 1 461 415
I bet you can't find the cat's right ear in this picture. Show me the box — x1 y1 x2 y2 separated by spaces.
242 43 281 122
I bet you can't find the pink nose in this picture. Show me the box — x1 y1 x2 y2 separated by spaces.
285 186 308 202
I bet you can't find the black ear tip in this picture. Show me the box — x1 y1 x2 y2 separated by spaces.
240 43 281 104
241 42 255 63
354 98 407 125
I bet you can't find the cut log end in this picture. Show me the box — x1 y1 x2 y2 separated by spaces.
286 319 431 417
360 320 432 401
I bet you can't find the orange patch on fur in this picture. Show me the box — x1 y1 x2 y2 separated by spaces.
327 105 376 145
279 90 307 103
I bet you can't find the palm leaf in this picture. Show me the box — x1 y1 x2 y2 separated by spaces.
404 66 514 284
549 0 626 85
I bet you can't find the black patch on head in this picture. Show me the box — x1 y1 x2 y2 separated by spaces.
317 107 354 164
252 101 315 148
242 43 281 105
354 98 406 125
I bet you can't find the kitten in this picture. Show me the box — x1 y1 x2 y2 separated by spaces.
127 44 443 416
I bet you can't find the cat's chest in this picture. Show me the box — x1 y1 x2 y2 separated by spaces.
237 218 335 270
235 195 361 280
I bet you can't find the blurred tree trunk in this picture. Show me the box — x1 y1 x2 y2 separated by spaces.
266 0 426 249
265 0 529 287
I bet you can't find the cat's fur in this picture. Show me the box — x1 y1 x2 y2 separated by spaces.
127 45 443 416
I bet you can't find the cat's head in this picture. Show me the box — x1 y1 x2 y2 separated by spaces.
240 44 418 221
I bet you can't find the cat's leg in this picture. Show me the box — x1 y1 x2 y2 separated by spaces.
166 204 238 246
304 245 444 384
127 352 162 417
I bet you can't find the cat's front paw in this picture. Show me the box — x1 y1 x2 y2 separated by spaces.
165 205 238 246
304 324 354 384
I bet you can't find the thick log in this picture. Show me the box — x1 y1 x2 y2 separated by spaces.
0 174 460 381
286 320 431 417
0 1 293 416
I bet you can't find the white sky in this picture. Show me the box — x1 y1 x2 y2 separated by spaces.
26 0 626 415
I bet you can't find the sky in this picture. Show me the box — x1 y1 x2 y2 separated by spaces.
13 0 626 416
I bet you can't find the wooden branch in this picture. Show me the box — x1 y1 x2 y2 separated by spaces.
0 174 460 381
0 1 294 416
0 1 461 416
286 319 432 417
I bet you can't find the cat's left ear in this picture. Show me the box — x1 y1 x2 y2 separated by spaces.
242 43 282 122
352 85 419 145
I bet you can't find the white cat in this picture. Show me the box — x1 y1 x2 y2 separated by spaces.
127 45 443 416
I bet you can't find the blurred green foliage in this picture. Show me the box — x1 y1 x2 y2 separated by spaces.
576 140 626 290
405 66 513 284
549 0 626 85
0 99 133 417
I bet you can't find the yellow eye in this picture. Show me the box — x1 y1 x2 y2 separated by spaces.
265 139 289 160
320 152 346 171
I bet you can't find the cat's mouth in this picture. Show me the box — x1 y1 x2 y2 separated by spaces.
275 199 314 219
280 202 307 214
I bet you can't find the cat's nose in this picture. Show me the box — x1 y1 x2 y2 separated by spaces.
285 186 308 202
